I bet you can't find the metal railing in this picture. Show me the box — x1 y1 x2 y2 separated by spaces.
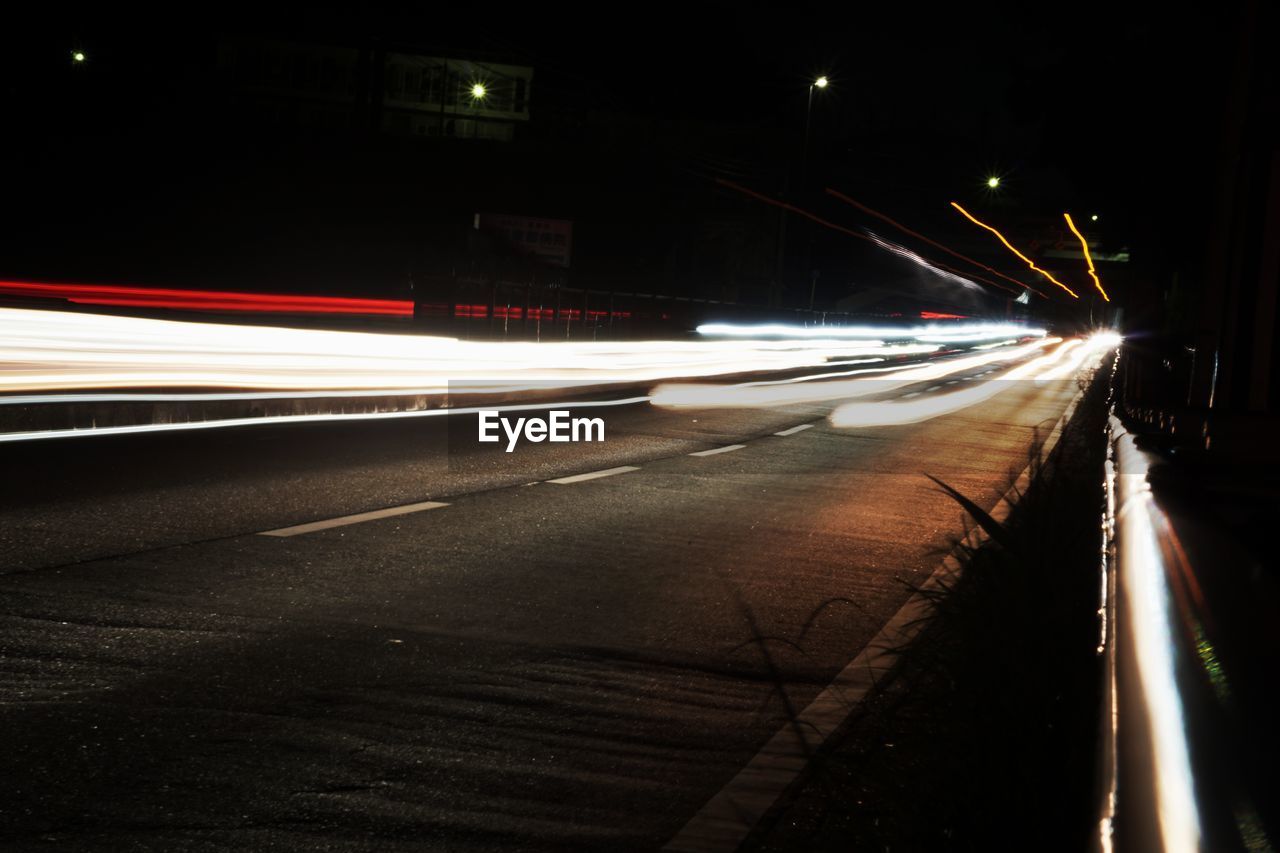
410 277 963 341
1097 407 1277 851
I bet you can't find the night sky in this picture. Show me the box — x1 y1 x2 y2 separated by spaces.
2 2 1248 310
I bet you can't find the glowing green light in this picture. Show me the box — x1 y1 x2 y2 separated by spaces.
1193 622 1231 704
986 176 1000 188
471 83 487 99
71 51 86 63
814 76 829 89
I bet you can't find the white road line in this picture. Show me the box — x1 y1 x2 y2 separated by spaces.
925 385 942 392
773 424 813 437
689 444 746 457
663 384 1090 853
546 465 640 484
901 391 922 399
0 395 654 444
258 501 449 537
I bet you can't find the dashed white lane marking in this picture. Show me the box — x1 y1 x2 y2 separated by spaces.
689 444 747 457
944 380 959 385
773 424 813 437
259 501 449 537
925 385 942 392
901 391 922 398
546 465 641 484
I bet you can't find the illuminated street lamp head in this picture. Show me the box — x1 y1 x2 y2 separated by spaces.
1091 214 1099 222
986 176 1001 189
814 76 829 89
71 50 86 63
470 83 487 99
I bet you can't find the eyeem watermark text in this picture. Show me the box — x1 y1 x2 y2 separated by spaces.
478 410 605 452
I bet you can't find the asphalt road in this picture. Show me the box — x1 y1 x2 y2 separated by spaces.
0 361 1086 851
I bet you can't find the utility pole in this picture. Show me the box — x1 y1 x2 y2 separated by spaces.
774 77 829 311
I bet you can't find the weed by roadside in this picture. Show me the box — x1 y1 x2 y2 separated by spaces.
748 372 1111 852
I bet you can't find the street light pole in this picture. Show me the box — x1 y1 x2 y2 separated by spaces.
802 76 828 185
802 76 828 311
775 76 828 311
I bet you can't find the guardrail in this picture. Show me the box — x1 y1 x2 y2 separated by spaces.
412 279 948 341
1097 412 1277 851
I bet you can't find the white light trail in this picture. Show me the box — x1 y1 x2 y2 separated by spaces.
650 338 1059 410
1035 332 1122 381
0 308 957 397
864 231 984 292
0 308 1101 444
696 321 1046 342
0 395 654 443
829 332 1120 428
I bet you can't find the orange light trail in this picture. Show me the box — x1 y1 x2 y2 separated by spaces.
825 188 1046 299
949 202 1079 299
715 179 1020 296
1064 213 1110 302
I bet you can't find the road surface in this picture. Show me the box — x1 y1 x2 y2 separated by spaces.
0 358 1087 851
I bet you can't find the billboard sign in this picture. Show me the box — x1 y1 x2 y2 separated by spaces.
475 213 572 268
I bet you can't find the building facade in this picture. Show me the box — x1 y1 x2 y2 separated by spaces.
216 36 532 142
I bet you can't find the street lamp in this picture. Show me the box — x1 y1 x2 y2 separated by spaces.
468 81 488 139
987 175 1001 188
71 50 86 63
803 75 829 181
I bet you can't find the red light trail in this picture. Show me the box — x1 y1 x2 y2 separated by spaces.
0 279 414 316
824 188 1046 299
